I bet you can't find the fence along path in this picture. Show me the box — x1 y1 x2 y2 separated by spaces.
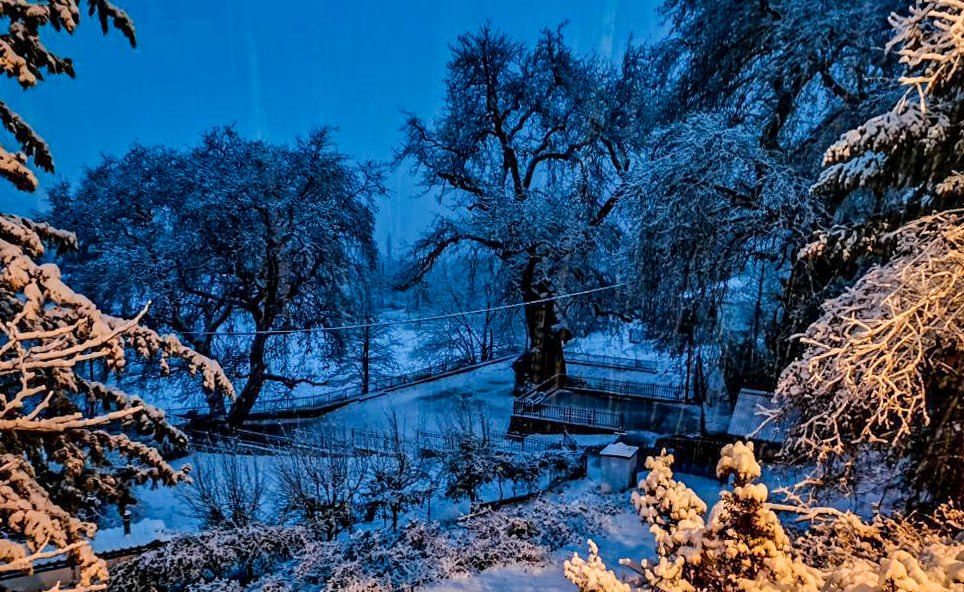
167 346 521 421
559 375 694 403
510 353 692 433
198 426 574 458
566 352 658 373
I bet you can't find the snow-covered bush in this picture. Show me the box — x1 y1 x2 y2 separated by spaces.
440 427 500 506
319 522 453 591
566 443 964 592
456 509 549 571
364 416 431 531
244 576 293 592
186 580 244 592
273 438 368 539
108 525 309 592
285 487 616 591
797 502 964 592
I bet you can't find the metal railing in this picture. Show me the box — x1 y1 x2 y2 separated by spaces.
560 374 691 403
248 384 358 414
518 374 563 403
169 346 521 419
566 352 657 373
200 425 568 458
512 399 624 431
412 429 561 454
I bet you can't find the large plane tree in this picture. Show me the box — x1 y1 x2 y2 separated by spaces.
49 128 380 425
397 25 648 386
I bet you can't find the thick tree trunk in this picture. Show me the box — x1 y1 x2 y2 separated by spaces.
513 260 571 392
227 331 270 426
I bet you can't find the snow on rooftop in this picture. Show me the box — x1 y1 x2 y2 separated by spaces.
92 518 171 554
600 441 638 458
727 388 783 443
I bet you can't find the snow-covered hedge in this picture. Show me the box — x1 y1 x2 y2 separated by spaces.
108 526 310 591
110 489 618 591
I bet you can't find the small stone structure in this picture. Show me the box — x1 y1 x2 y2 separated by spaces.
598 441 639 492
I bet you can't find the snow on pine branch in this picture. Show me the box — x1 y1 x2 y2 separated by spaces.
887 0 964 97
771 212 964 467
814 0 964 199
0 0 135 191
0 214 233 590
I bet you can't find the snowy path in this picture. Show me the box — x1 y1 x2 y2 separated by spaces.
307 359 517 437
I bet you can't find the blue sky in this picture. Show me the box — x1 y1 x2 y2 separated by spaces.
2 0 661 249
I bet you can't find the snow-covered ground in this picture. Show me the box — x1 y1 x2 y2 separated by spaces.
118 321 776 592
307 359 518 438
426 474 723 592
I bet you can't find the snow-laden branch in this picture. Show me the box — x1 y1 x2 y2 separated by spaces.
772 211 964 474
0 214 233 590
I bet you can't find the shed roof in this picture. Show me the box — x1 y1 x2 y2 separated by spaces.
727 388 785 443
600 441 639 458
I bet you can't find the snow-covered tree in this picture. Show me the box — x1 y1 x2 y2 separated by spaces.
566 443 964 592
440 430 499 507
774 212 964 505
780 0 964 362
182 449 271 529
364 414 430 531
814 0 964 203
642 0 910 378
48 128 381 425
773 0 964 506
0 215 233 589
411 252 520 367
626 114 815 386
0 0 135 192
342 275 398 395
655 0 903 156
397 24 648 387
0 4 235 588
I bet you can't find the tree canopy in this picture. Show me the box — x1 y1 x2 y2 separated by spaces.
397 24 648 384
48 128 381 425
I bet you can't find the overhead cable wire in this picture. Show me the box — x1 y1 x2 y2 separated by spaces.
180 282 626 337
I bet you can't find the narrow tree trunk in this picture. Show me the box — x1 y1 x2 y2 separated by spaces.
361 325 371 395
